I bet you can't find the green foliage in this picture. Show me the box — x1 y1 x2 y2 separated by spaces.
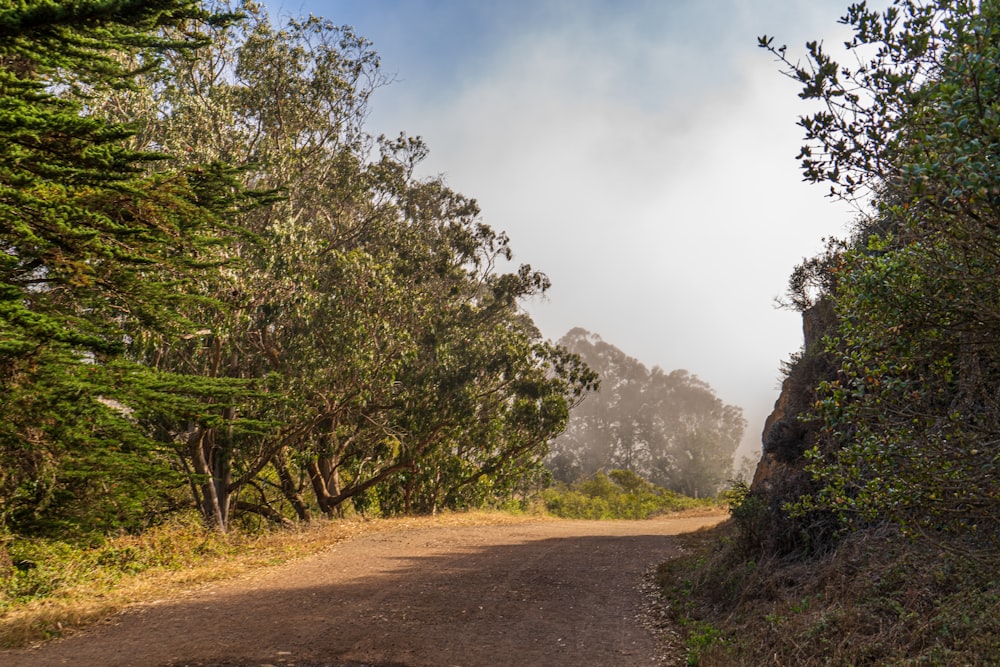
722 480 765 553
683 620 727 667
0 0 598 537
0 0 251 536
761 0 1000 548
541 470 707 520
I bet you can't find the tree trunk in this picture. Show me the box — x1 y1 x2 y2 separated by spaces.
188 426 226 532
212 405 238 527
404 473 415 515
273 448 311 521
307 459 335 516
210 436 232 528
318 455 344 518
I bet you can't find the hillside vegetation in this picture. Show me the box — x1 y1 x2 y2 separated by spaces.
661 2 1000 664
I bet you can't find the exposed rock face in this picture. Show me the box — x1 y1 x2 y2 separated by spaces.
752 300 836 494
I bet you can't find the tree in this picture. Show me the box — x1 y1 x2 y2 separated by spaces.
85 1 391 529
83 0 595 527
648 368 746 498
549 328 744 496
0 1 245 536
547 328 649 480
763 0 1000 544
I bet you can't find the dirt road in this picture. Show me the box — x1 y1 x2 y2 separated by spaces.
1 512 725 667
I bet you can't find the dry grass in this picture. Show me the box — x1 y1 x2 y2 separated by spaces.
659 520 1000 666
0 509 541 649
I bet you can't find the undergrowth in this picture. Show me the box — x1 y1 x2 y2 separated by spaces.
658 518 1000 665
541 470 714 520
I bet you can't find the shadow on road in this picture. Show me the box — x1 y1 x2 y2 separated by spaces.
2 518 722 667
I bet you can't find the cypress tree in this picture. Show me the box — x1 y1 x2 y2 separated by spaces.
0 1 245 536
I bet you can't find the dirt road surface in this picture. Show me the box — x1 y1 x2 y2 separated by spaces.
1 512 725 667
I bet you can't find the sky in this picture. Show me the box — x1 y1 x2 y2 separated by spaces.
258 0 871 461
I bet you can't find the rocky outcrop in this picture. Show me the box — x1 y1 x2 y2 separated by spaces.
752 300 836 494
738 300 842 556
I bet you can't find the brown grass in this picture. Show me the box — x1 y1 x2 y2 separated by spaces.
659 520 1000 666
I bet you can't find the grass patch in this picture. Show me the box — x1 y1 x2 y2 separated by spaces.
542 470 716 520
657 519 1000 666
0 509 536 648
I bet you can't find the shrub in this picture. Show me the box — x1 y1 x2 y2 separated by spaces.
542 470 709 520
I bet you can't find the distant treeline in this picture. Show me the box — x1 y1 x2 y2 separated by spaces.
548 328 745 499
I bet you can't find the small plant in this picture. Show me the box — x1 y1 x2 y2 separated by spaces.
684 620 726 666
764 610 786 629
722 479 766 554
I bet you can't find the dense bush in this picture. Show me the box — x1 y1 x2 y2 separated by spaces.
758 0 1000 549
542 470 709 520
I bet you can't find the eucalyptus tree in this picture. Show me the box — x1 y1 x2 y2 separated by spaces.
265 140 597 517
550 329 743 495
354 177 598 513
648 369 745 498
549 329 652 480
88 1 591 526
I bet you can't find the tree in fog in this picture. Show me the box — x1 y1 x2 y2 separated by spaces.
549 328 745 496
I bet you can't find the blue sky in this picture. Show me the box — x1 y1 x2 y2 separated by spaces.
259 0 874 460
